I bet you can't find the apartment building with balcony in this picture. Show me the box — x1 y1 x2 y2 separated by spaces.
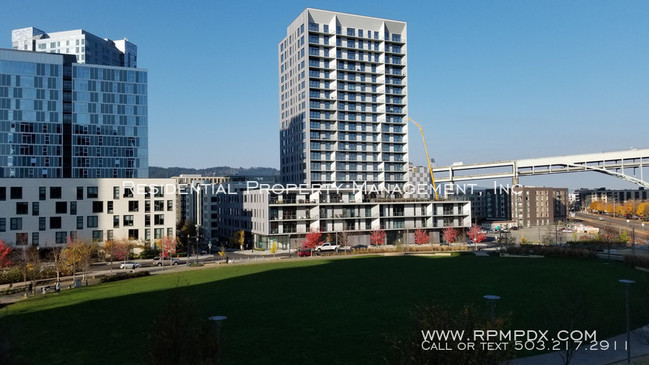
279 9 408 190
244 187 471 249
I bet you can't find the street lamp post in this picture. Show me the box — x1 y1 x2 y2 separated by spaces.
483 295 501 322
619 279 635 364
209 315 228 364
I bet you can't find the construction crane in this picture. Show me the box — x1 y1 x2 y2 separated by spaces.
408 118 439 200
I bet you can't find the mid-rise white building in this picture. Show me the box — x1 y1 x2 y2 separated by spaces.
0 178 176 247
244 187 471 249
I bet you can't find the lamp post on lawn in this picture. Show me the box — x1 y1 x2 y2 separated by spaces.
619 279 635 364
483 295 501 322
209 315 228 364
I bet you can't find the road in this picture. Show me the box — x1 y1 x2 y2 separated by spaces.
573 212 649 242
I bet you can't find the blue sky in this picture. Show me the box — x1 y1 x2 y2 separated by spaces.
1 0 647 190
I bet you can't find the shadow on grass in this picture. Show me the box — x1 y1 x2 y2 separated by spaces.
2 255 649 364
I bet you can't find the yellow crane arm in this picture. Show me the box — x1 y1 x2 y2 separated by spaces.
408 118 438 200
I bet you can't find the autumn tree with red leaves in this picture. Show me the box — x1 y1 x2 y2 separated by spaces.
104 239 131 274
443 227 458 244
468 224 487 248
370 229 386 246
0 240 12 268
414 229 429 245
302 229 323 250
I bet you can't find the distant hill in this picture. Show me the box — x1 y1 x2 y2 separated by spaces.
149 166 279 178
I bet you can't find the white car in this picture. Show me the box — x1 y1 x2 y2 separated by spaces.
315 242 340 252
120 262 141 269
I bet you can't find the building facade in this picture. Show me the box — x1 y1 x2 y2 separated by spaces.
12 27 137 67
1 28 147 179
244 187 471 248
0 178 176 248
574 187 649 210
279 9 409 190
511 186 568 228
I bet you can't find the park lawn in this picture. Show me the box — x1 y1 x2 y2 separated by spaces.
2 254 649 364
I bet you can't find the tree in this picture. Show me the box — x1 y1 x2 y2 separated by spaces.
159 236 178 266
302 229 322 250
236 229 245 250
176 219 196 253
60 237 97 284
0 241 12 268
467 224 486 248
622 201 636 218
370 229 386 246
104 239 131 274
414 229 429 245
637 202 649 219
443 227 458 244
338 231 349 248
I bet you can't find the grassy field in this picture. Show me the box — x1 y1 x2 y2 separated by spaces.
2 254 649 364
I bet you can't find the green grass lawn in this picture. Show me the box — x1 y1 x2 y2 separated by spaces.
2 254 649 364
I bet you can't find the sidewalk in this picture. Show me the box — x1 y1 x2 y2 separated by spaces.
511 325 649 365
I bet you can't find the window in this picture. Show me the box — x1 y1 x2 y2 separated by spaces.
154 214 164 225
10 218 22 230
145 200 151 212
113 186 120 199
145 228 150 241
70 201 77 215
55 201 67 214
167 200 173 211
77 216 84 229
0 218 5 232
16 202 28 215
113 215 120 228
154 200 164 211
145 215 150 227
87 186 98 198
32 202 39 216
107 201 113 214
77 187 84 200
16 233 28 245
50 186 62 199
123 186 134 198
107 230 113 241
87 216 98 228
92 230 103 242
39 217 46 231
92 201 103 213
128 229 139 240
154 228 163 239
50 217 61 229
39 187 46 200
128 201 139 212
154 185 164 198
32 232 39 246
123 215 134 227
10 187 22 199
56 232 67 244
0 187 5 201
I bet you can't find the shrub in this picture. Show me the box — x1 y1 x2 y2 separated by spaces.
100 271 150 283
624 254 649 269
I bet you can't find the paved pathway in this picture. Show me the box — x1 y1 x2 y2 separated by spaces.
511 326 649 364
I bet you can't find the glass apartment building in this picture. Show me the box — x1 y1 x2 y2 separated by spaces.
0 28 147 179
279 9 408 190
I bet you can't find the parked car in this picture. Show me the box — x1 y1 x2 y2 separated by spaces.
315 242 340 252
152 257 180 266
297 248 312 257
120 262 141 269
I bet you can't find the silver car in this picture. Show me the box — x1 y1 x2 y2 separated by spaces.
120 262 141 269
